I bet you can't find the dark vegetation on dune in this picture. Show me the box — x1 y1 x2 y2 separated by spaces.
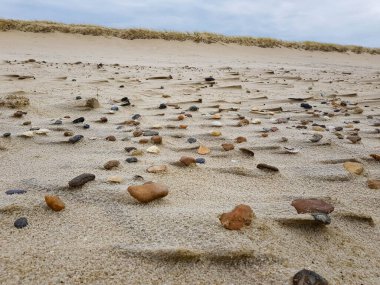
1 19 379 54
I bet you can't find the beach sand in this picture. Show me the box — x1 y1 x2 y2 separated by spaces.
0 31 379 284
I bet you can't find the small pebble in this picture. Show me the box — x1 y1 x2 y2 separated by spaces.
292 269 328 285
106 135 116 141
83 124 90 129
5 189 27 195
195 158 206 164
257 163 279 172
219 204 254 230
104 160 120 170
68 135 83 144
14 217 28 229
187 137 197 143
72 117 85 124
3 132 11 137
126 157 138 163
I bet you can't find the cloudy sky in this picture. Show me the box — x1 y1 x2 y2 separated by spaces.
1 0 379 47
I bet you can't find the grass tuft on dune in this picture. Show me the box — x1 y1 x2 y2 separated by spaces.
0 18 379 54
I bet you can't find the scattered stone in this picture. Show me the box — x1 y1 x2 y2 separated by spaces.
22 121 31 125
105 135 116 141
13 110 26 118
239 148 254 157
311 213 331 225
35 129 49 135
180 156 196 166
99 117 108 123
300 103 312 109
69 135 83 144
111 105 119 111
178 114 185 121
131 149 143 156
20 131 34 138
238 118 249 126
146 165 167 173
104 160 120 170
284 146 300 154
252 119 261 124
125 147 137 153
72 117 85 124
68 173 95 188
85 98 100 108
83 124 90 129
257 163 279 172
346 135 361 144
195 158 206 164
147 145 160 154
310 134 323 143
132 114 141 120
235 136 247 143
3 132 11 137
14 217 28 229
370 154 380 161
127 182 169 203
159 103 167 109
133 130 143 137
211 131 221 136
205 76 215 82
179 124 188 129
291 199 334 214
107 176 124 183
187 137 197 143
343 161 364 175
367 179 380 189
292 269 328 285
126 157 138 163
45 195 65 211
5 189 27 195
222 143 234 151
198 145 210 155
151 136 162 144
189 105 199 111
212 113 221 119
143 130 159 136
219 204 254 230
312 126 324 132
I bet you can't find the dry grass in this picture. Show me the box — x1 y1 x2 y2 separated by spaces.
1 19 379 54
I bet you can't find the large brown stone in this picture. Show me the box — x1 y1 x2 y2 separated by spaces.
127 182 168 203
219 204 254 230
179 156 196 166
368 179 380 189
343 161 364 175
291 199 334 214
68 173 95 188
45 195 65 211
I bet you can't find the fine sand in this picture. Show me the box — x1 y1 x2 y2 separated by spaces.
0 31 379 285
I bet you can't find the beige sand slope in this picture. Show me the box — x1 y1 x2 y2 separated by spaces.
0 31 379 285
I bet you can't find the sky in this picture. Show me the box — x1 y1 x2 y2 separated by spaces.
1 0 380 47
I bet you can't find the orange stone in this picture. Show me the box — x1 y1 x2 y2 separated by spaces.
151 136 162 144
139 138 149 144
45 195 65 211
127 182 168 203
197 145 210 155
219 204 254 230
178 114 185 121
261 133 268 137
179 124 188 129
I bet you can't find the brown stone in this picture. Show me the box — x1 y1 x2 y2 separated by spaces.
222 143 234 151
85 98 100 108
104 160 120 170
235 136 247 143
45 195 65 211
64 131 74 137
238 118 249 126
346 135 361 144
105 135 116 141
68 173 95 188
127 182 168 203
151 136 162 144
13 110 26 118
370 154 380 161
261 133 268 137
179 125 188 129
178 114 185 120
139 138 149 144
291 199 334 214
197 145 210 155
219 204 254 230
180 156 196 166
99 117 108 123
133 130 143 137
368 179 380 189
343 161 364 175
146 165 167 173
257 163 279 172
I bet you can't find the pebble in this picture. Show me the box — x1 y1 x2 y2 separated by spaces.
21 131 34 138
283 146 300 154
159 103 167 109
211 131 221 136
312 126 324 132
146 165 167 173
151 136 162 144
72 117 85 124
106 135 116 141
68 173 95 188
343 161 364 175
311 213 331 225
195 158 206 164
212 121 222 127
198 145 210 155
178 114 185 120
14 217 28 229
69 135 83 144
64 131 74 137
111 105 119 111
3 132 11 137
367 179 380 189
346 135 361 144
23 121 31 125
257 163 279 172
252 119 261 124
127 182 169 203
125 147 137 153
45 195 65 211
370 154 380 161
187 137 197 143
85 98 100 108
239 148 255 156
212 113 221 119
104 160 120 170
292 269 328 285
300 103 312 109
205 76 215 81
291 199 334 214
235 136 247 143
147 145 160 154
13 110 26 118
179 124 188 129
83 124 90 129
121 97 131 106
99 117 108 123
131 149 143 156
222 143 234 151
35 129 49 135
5 189 27 195
133 130 143 137
310 133 323 143
219 204 254 230
180 156 196 166
126 157 138 163
189 105 199 111
107 176 124 183
131 114 141 120
238 118 250 126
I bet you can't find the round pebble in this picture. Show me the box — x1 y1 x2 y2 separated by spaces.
14 217 28 229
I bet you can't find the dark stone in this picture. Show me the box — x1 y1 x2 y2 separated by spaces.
14 217 28 229
68 173 95 188
311 213 331 225
69 135 83 144
159 103 167 109
125 147 137 152
111 106 119 111
187 137 197 144
52 120 62 125
72 117 85 124
257 163 279 172
300 103 312 109
83 124 90 129
3 132 11 137
126 157 138 163
291 199 334 214
205 76 215 82
143 130 159 136
293 269 328 285
189 105 199 111
6 189 27 195
335 126 343 131
75 96 82 100
132 114 141 120
121 97 130 106
195 158 206 164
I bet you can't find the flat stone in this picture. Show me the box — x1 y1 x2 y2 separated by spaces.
146 165 167 173
197 145 210 155
368 179 380 189
45 195 65 211
68 173 95 188
72 117 85 124
127 182 169 203
187 137 197 144
5 189 27 195
143 130 159 136
107 176 124 183
219 204 254 230
222 143 234 151
293 269 328 285
69 135 83 144
235 136 247 143
291 199 334 214
104 160 120 170
147 146 160 154
343 161 364 175
180 156 196 166
126 157 138 163
257 163 279 172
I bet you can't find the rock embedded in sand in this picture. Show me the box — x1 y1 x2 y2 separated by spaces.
45 195 65 211
72 117 85 124
126 157 138 163
180 156 196 166
178 114 185 121
14 217 28 229
257 163 279 172
107 176 124 183
104 160 120 170
147 146 160 154
219 204 254 230
291 199 334 214
292 269 328 285
146 165 167 173
238 118 250 126
64 131 74 137
312 126 324 132
106 135 116 141
69 173 95 188
343 161 364 175
85 98 100 108
370 154 380 161
133 130 143 137
139 138 149 144
69 135 83 144
195 158 206 164
346 135 361 144
127 182 169 203
310 134 323 143
5 189 27 195
187 137 197 144
151 136 162 144
222 143 234 151
197 145 210 155
13 110 26 118
235 136 247 143
367 179 380 189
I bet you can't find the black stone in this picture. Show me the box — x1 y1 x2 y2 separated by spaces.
68 135 84 144
300 103 312 109
187 137 197 144
121 97 130 106
205 76 215 82
189 105 199 111
126 157 138 163
14 217 28 229
75 96 82 100
3 133 11 137
159 103 167 109
83 124 90 129
132 114 141 120
6 189 27 195
125 147 137 152
72 117 85 124
293 269 328 285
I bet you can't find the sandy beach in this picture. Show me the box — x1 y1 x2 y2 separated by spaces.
0 31 379 284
